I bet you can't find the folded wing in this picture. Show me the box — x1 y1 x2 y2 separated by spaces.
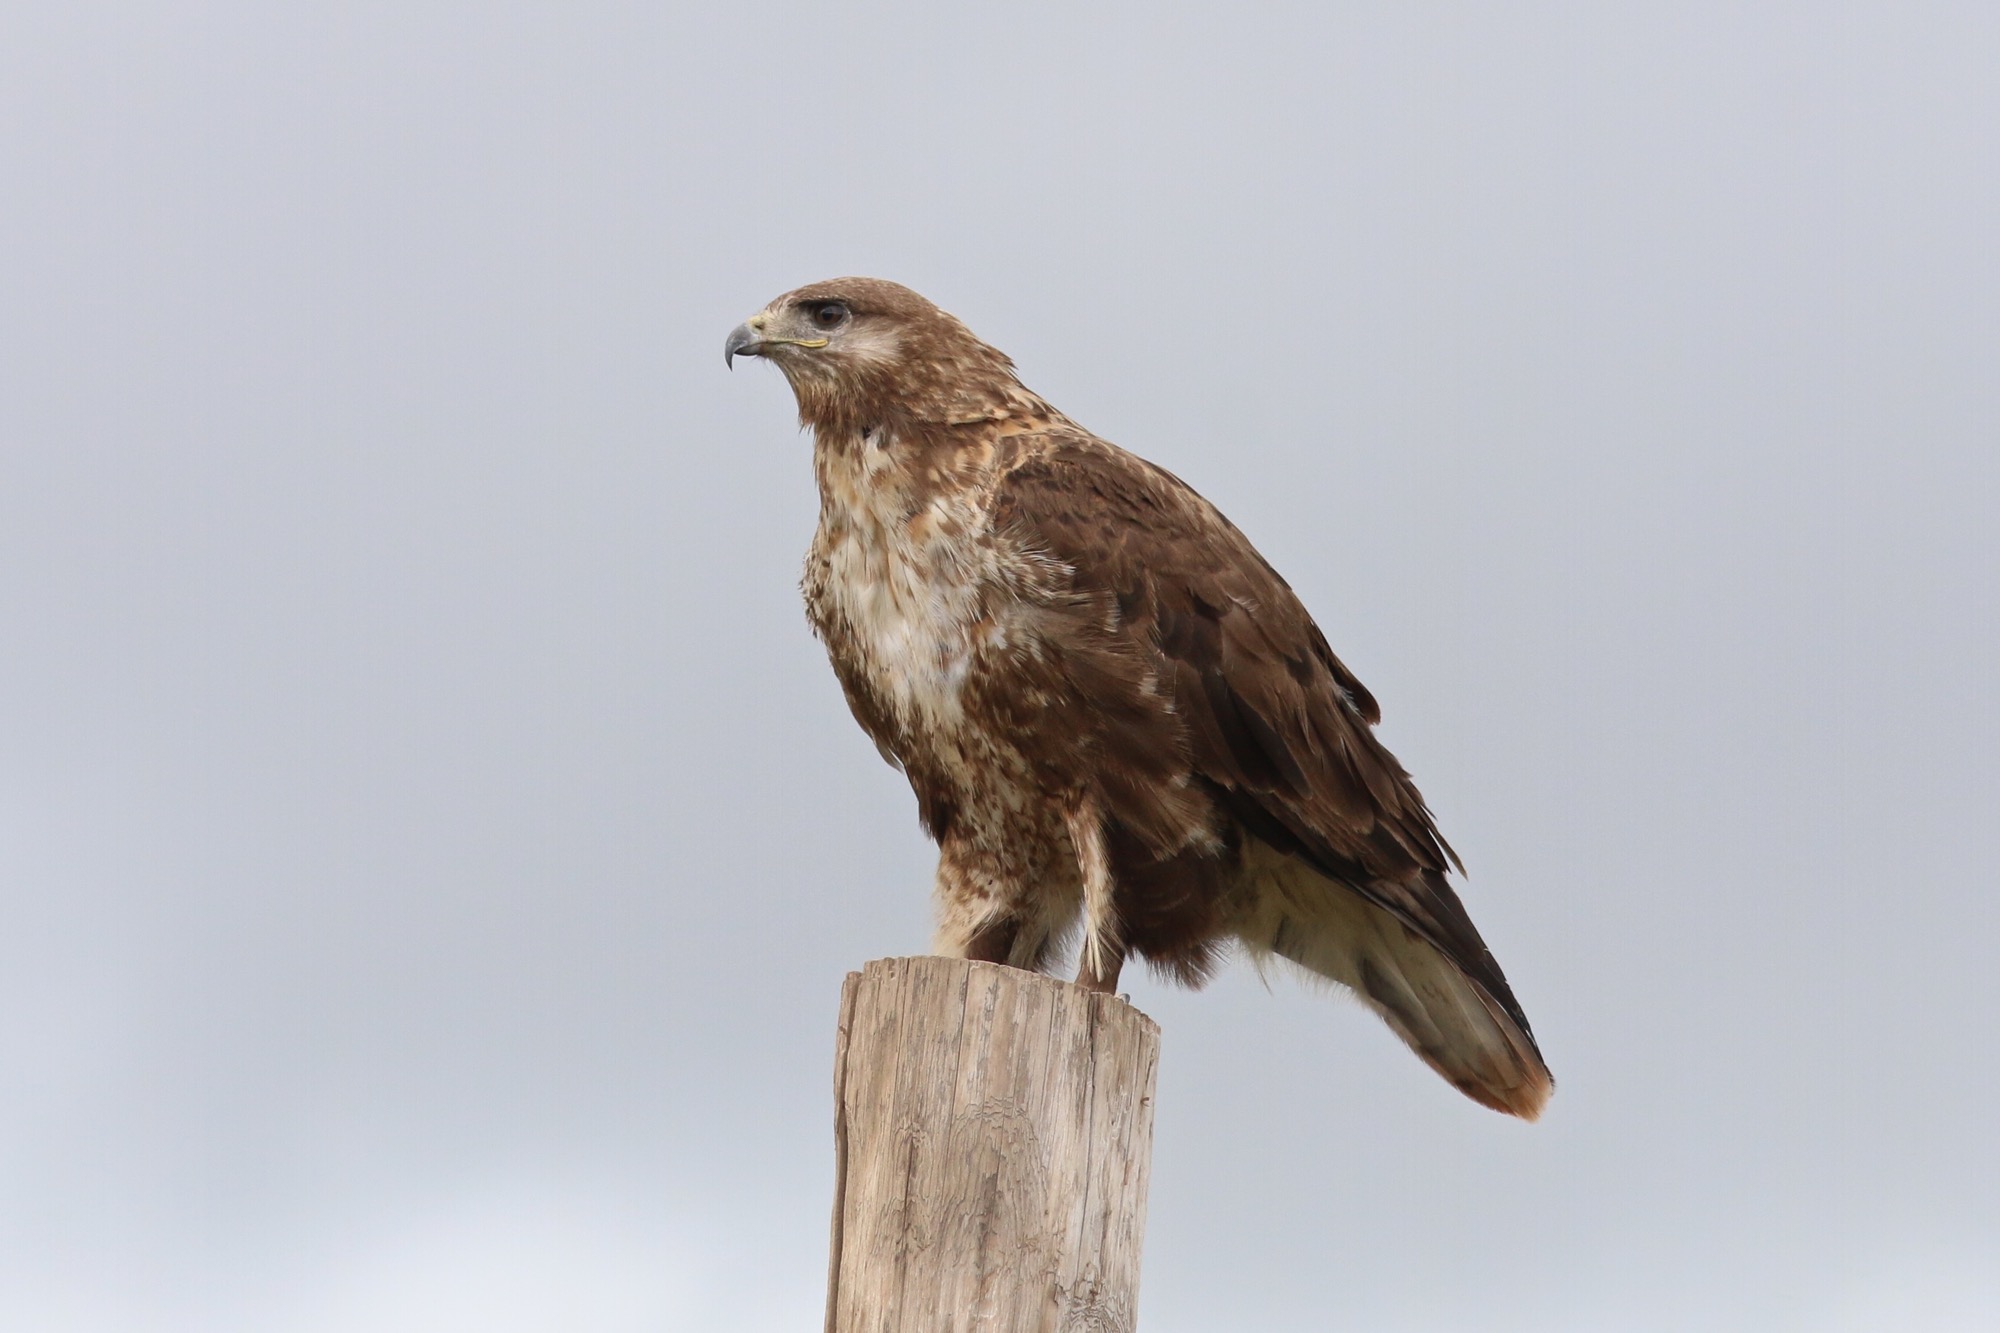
991 433 1553 1117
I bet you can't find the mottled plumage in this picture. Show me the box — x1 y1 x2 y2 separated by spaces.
726 278 1552 1118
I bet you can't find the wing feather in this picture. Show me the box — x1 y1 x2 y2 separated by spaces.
990 431 1550 1111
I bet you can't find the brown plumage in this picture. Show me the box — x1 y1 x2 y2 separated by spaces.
725 277 1553 1118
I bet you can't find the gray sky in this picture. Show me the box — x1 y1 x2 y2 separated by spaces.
3 4 1996 1330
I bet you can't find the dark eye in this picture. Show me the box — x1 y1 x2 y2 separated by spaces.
810 301 850 329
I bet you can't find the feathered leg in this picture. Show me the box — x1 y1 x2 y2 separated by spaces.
962 916 1020 964
1067 799 1126 993
933 832 1078 974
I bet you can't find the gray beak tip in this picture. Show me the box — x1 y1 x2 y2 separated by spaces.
724 323 761 371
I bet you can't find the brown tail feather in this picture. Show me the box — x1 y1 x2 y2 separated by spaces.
1229 842 1553 1119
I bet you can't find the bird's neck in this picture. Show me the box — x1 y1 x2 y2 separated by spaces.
810 423 925 530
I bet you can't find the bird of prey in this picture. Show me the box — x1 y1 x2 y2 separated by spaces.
726 278 1552 1118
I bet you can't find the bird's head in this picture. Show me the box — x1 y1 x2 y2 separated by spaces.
725 277 1025 434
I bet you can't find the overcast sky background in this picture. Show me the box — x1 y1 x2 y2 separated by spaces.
3 4 1996 1330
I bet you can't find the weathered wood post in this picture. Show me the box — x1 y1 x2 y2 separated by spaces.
825 956 1160 1333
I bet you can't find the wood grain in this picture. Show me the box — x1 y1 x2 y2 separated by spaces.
825 957 1160 1333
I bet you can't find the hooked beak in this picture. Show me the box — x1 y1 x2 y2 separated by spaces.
725 313 831 370
724 322 763 370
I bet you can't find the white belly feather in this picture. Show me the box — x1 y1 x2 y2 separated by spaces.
805 438 1011 741
820 514 984 733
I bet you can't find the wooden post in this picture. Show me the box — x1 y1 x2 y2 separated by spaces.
825 956 1160 1333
